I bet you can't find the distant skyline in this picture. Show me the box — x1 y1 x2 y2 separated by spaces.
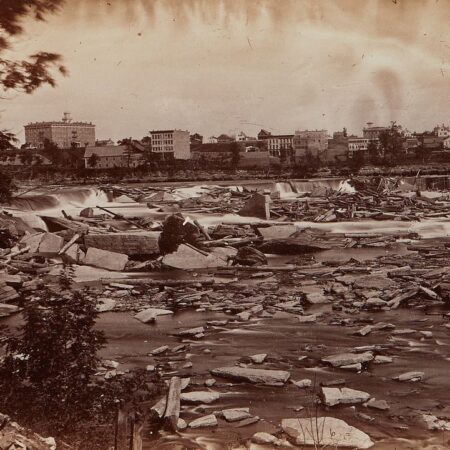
1 0 450 143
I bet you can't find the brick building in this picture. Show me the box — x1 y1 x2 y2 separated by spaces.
150 129 190 160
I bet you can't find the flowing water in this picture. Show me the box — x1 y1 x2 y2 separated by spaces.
3 178 450 449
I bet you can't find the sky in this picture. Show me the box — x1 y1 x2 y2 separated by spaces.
1 0 450 143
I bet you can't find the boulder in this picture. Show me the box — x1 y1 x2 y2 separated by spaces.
189 414 218 428
353 274 397 290
84 232 159 256
62 243 84 264
250 353 267 364
79 207 94 218
135 307 173 323
238 193 270 220
322 387 371 406
211 366 290 385
282 417 374 449
322 352 374 368
83 247 128 271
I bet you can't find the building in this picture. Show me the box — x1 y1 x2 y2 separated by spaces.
24 112 95 149
256 130 293 157
150 129 190 160
293 130 328 160
443 137 450 149
236 131 257 142
83 144 144 169
434 124 450 138
348 138 370 158
362 122 390 140
208 136 218 144
95 139 115 146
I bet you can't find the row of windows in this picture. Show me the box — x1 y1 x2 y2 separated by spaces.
152 140 173 145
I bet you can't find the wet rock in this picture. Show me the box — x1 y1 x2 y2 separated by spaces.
422 414 450 431
394 371 424 382
80 207 94 218
189 414 218 428
151 345 169 355
341 363 362 371
180 391 220 404
298 314 317 323
84 247 128 271
211 366 290 385
252 432 290 447
373 355 393 364
204 378 216 387
282 417 374 449
250 353 267 364
177 326 205 337
322 352 374 368
366 399 390 411
353 274 397 290
322 387 371 406
222 408 252 422
177 418 188 430
257 225 298 239
135 307 173 323
304 291 330 304
355 325 374 336
293 379 312 388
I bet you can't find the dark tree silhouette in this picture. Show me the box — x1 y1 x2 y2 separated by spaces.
0 0 67 93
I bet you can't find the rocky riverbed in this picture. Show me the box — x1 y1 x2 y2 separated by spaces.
1 177 450 449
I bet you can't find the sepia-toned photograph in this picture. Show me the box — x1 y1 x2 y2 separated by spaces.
0 0 449 449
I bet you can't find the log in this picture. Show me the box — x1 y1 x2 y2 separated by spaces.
163 376 181 431
102 278 215 286
58 233 81 255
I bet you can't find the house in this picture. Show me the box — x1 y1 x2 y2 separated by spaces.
422 134 443 151
83 144 144 169
434 124 450 138
208 136 218 144
216 134 235 143
236 131 257 142
443 136 450 150
347 138 370 158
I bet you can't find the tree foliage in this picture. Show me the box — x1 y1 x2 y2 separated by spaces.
0 169 17 203
0 289 106 430
0 0 66 93
88 152 100 168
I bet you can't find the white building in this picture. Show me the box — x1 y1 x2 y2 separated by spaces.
348 138 370 158
150 129 190 159
435 124 450 138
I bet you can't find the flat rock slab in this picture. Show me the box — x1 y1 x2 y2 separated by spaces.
282 417 374 449
322 387 371 406
84 232 160 256
84 247 129 271
238 193 270 220
163 244 228 270
135 307 173 323
257 225 298 239
211 366 290 385
222 408 252 422
322 351 374 368
189 414 218 428
180 391 220 404
353 274 397 290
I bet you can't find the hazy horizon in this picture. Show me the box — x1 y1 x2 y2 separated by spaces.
1 0 450 143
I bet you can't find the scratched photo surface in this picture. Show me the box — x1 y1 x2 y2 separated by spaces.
0 1 450 450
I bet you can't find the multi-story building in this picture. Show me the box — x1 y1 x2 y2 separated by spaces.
362 122 390 140
24 112 95 149
293 130 328 159
348 138 370 158
257 130 293 157
190 133 203 147
150 129 190 160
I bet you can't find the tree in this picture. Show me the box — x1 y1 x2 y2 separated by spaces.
0 169 17 203
0 289 106 431
349 150 365 172
88 152 99 168
0 130 18 150
378 122 404 166
230 141 240 169
0 1 66 94
367 140 380 165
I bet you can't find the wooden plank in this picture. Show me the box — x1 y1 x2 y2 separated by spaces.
163 376 181 431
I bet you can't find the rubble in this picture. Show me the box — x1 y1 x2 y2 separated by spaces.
84 247 129 271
